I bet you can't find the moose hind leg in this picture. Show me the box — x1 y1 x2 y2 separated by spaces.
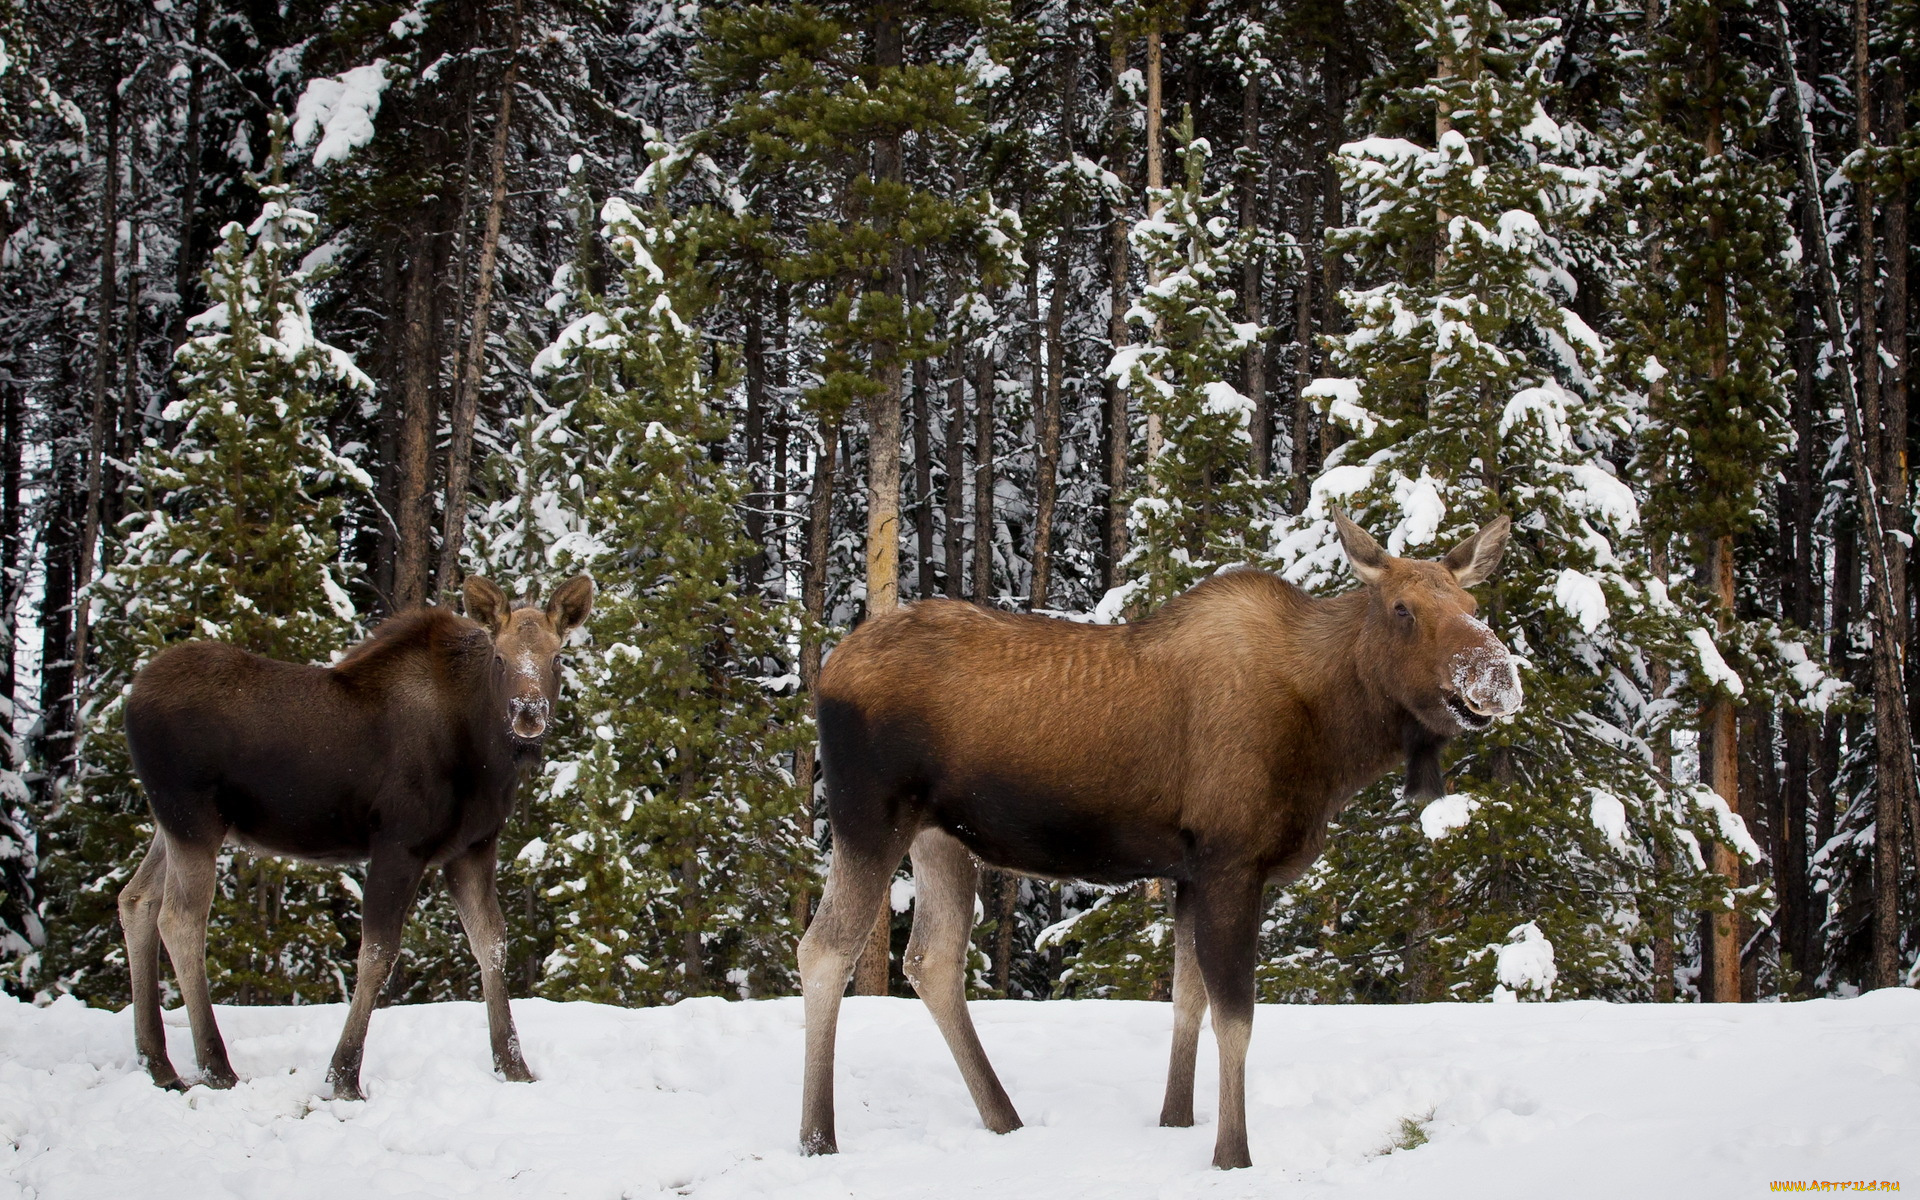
119 836 183 1089
1190 873 1264 1170
904 828 1021 1135
154 834 236 1088
1159 880 1207 1128
327 849 426 1101
797 824 912 1156
446 841 534 1082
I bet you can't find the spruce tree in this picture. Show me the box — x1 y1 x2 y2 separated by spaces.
527 153 811 1004
44 138 374 1004
1262 0 1739 1002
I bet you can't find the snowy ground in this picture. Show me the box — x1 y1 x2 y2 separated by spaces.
2 989 1915 1199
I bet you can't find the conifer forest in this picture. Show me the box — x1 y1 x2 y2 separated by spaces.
0 0 1916 1015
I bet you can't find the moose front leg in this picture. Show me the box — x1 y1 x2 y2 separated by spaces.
446 840 534 1083
327 849 426 1101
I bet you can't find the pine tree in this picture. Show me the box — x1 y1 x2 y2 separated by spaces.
527 151 811 1004
1262 0 1741 1003
42 136 374 1004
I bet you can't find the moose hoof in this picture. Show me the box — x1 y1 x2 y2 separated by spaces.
201 1069 239 1091
151 1071 188 1092
984 1110 1023 1135
1160 1110 1195 1129
1212 1147 1253 1171
500 1062 536 1084
327 1073 366 1103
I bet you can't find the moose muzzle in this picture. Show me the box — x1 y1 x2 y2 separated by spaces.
1454 645 1523 719
509 695 551 740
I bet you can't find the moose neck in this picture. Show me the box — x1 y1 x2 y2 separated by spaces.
1285 586 1446 805
470 660 543 794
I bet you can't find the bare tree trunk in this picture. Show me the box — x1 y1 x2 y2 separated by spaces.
169 0 208 360
1 378 20 721
1240 74 1268 477
1033 229 1070 611
436 0 523 600
1700 7 1741 1004
795 415 839 933
910 257 936 599
1103 29 1132 590
972 341 996 606
1775 0 1920 956
852 4 906 999
73 74 122 713
1290 199 1315 513
1873 34 1911 991
393 218 439 612
745 301 768 586
945 356 967 599
1778 291 1820 990
1143 20 1164 462
115 215 142 524
1318 22 1347 466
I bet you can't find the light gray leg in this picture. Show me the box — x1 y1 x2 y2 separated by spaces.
797 833 907 1155
118 836 182 1089
326 850 425 1101
903 828 1021 1134
1190 874 1264 1169
1159 881 1206 1127
445 842 533 1082
154 834 236 1088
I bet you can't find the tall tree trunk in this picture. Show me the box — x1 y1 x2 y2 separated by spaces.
1318 13 1348 466
1240 73 1268 476
1700 6 1742 1004
1775 0 1920 972
114 215 142 527
910 257 935 599
169 0 208 361
1033 229 1071 611
393 217 439 613
1143 19 1164 462
745 300 769 587
945 355 967 599
853 4 907 999
73 74 122 715
1874 38 1911 991
972 341 996 605
1778 291 1821 990
436 0 523 600
1 378 20 730
1290 198 1316 512
795 415 839 932
1103 29 1132 590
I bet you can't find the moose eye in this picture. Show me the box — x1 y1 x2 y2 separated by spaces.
1393 602 1413 621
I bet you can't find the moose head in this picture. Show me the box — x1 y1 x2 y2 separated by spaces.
463 574 595 745
1332 508 1522 754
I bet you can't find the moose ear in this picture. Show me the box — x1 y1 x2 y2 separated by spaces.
546 574 595 640
1442 514 1512 588
463 576 511 635
1332 507 1389 586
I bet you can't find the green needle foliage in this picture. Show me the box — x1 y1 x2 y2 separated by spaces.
527 155 811 1004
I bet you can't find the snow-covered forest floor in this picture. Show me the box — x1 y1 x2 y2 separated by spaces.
2 991 1915 1199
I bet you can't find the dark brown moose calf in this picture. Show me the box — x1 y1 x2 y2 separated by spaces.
117 575 593 1099
798 510 1520 1169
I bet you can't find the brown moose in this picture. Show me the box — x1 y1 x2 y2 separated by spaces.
116 575 593 1099
798 510 1519 1169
